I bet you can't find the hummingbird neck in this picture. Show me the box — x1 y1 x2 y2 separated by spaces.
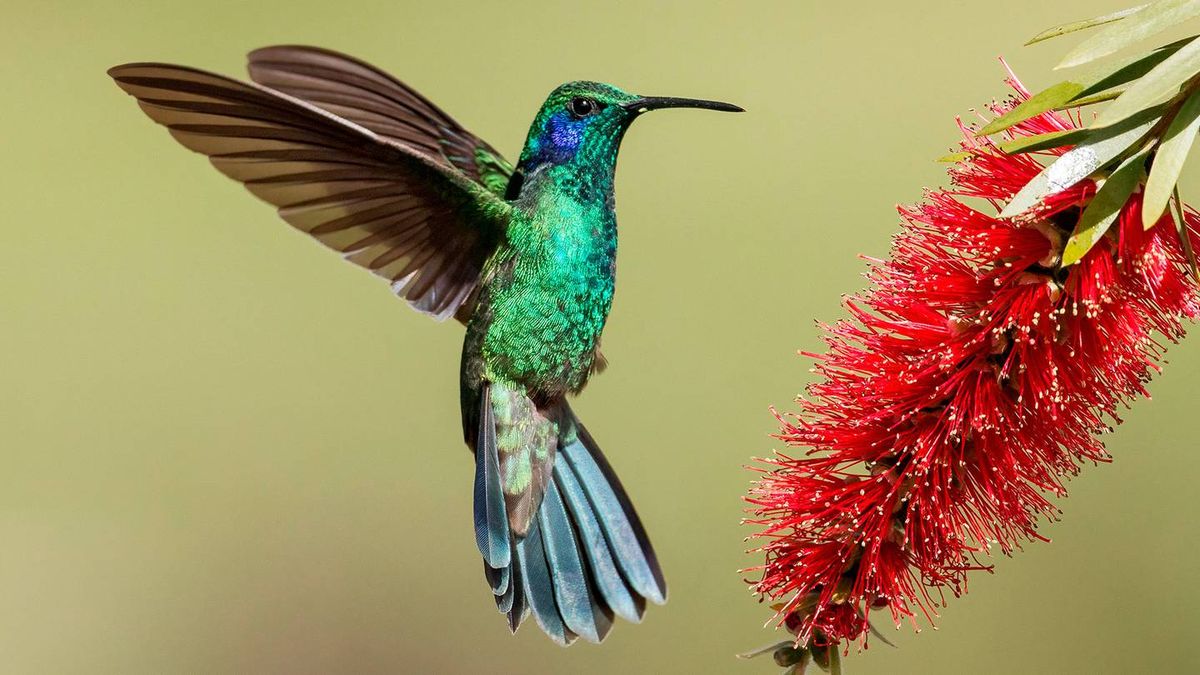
515 160 618 210
504 158 620 269
510 108 631 207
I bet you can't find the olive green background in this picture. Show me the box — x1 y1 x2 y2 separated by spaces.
4 1 1198 673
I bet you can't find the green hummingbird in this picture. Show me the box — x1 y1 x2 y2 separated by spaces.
109 45 741 645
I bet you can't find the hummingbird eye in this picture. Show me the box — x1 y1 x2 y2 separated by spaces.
567 96 601 118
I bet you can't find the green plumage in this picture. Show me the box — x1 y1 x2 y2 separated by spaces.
108 47 739 645
461 83 637 539
466 83 631 399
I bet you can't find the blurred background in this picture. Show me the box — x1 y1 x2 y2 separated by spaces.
3 1 1198 673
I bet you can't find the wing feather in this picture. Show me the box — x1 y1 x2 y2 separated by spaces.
109 62 509 322
246 45 515 197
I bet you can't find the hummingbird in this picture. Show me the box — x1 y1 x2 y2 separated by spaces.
108 46 741 645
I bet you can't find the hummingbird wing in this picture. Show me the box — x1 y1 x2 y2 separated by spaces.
245 46 515 199
108 63 510 321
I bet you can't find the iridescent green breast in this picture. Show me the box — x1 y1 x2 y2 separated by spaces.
476 181 617 396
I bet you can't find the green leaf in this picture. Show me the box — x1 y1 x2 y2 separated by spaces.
1171 187 1200 278
1144 89 1200 226
978 81 1087 136
1027 4 1148 45
1062 150 1148 265
1001 128 1090 154
943 109 1161 163
1071 38 1190 100
828 648 842 675
1062 87 1129 108
939 130 1087 162
1057 0 1200 69
736 641 793 659
1093 37 1200 128
782 662 809 675
979 42 1185 137
1000 110 1161 218
868 620 898 647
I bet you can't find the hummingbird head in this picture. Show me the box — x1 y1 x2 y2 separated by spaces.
508 81 741 200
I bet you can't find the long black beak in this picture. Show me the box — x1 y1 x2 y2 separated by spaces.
621 96 744 114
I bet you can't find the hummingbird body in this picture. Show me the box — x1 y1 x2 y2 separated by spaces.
109 48 740 646
470 82 631 399
472 160 617 396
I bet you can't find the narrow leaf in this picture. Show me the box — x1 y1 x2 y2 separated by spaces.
1057 0 1200 69
736 641 793 659
1062 150 1148 265
1093 37 1200 128
981 42 1185 137
1144 89 1200 225
940 130 1085 162
1027 5 1148 45
1002 128 1090 154
978 81 1086 136
1062 87 1129 108
1071 38 1189 100
869 621 898 647
1172 187 1200 278
1001 111 1161 217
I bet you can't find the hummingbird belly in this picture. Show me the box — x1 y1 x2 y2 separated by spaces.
479 242 616 396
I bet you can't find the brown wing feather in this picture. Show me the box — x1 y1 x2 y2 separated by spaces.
245 45 514 196
109 62 508 321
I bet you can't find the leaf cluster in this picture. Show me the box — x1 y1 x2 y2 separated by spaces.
976 0 1200 271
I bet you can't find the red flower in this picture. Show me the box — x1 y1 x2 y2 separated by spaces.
744 67 1200 653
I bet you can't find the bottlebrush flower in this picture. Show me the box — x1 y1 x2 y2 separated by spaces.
743 67 1200 666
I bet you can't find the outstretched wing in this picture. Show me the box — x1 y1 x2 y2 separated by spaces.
108 62 510 321
246 45 515 198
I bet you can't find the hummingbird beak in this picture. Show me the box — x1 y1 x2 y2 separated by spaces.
621 96 744 114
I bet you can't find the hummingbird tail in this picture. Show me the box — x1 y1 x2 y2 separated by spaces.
472 392 666 645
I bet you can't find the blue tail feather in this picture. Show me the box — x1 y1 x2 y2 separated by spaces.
470 393 663 644
553 453 643 623
501 540 525 626
515 518 576 646
484 561 509 597
473 392 510 570
560 422 667 605
538 478 613 643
